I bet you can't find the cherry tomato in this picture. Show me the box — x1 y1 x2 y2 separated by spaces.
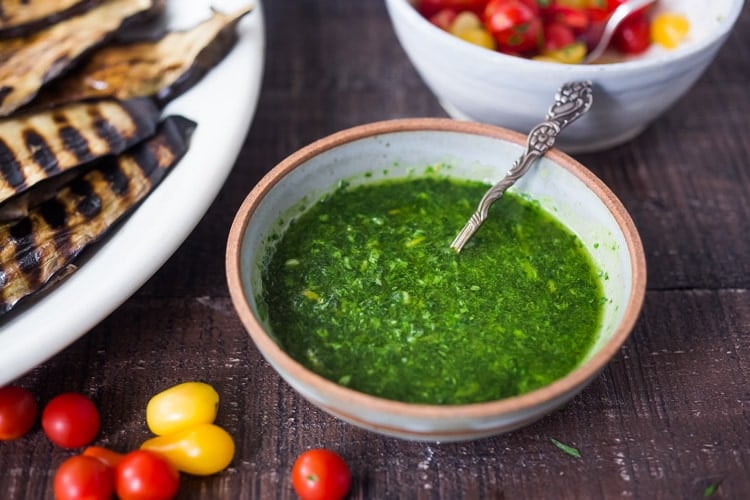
42 393 100 448
53 455 114 500
483 0 543 53
428 8 459 30
612 11 650 54
650 12 690 49
586 0 623 23
146 381 219 436
534 40 586 63
543 22 576 52
418 0 488 18
115 450 179 500
291 449 351 500
140 423 235 476
544 5 589 33
0 386 37 441
84 446 125 468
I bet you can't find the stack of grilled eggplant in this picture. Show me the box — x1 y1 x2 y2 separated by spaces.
0 0 253 317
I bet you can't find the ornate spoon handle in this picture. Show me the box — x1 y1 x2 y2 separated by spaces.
450 80 594 253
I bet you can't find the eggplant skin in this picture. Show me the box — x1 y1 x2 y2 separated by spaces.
33 6 253 109
0 0 106 39
0 0 164 117
0 115 196 317
0 97 161 207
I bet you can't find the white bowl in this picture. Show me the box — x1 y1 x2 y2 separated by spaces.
385 0 744 152
226 118 647 441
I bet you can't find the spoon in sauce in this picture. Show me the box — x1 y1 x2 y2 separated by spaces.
450 80 593 253
584 0 657 64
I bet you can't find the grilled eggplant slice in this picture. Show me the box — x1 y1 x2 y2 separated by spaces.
0 98 160 211
0 0 163 117
0 0 105 39
32 5 252 108
0 115 196 316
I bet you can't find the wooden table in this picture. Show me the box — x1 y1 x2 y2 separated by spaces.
3 2 750 498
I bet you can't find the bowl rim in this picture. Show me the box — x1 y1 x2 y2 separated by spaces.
226 117 647 421
385 0 745 74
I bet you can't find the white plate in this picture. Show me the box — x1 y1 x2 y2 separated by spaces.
0 0 265 385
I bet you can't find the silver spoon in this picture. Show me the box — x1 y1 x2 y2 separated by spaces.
450 80 593 253
584 0 657 64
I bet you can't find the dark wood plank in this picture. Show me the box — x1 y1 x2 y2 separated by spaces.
2 1 750 499
4 289 750 498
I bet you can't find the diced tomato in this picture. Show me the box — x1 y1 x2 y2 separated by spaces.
418 0 489 18
429 8 459 30
483 0 543 53
544 5 589 33
612 11 651 54
543 22 577 52
515 0 541 15
415 0 682 61
586 0 623 23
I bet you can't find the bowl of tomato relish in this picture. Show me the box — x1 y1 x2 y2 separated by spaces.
385 0 744 152
226 118 647 441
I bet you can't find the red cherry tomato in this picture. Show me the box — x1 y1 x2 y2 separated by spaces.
291 449 351 500
418 0 488 17
483 0 543 53
543 22 576 52
42 393 100 448
428 8 459 30
0 386 37 441
53 455 114 500
83 446 125 468
115 450 180 500
586 0 623 23
612 11 650 54
544 5 589 33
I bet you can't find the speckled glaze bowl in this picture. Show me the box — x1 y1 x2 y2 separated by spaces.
384 0 744 153
226 118 647 441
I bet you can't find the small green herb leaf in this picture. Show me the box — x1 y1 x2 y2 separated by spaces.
704 480 722 497
550 438 581 458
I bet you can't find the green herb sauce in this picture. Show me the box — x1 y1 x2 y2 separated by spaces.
263 177 604 405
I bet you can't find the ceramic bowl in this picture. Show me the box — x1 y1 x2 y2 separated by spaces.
226 118 647 441
384 0 744 153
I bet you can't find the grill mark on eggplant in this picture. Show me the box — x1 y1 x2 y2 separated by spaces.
0 115 196 316
0 98 160 206
70 176 101 219
100 156 129 196
16 244 40 277
0 138 25 190
0 1 106 40
129 137 159 178
23 129 59 174
8 216 31 241
39 197 66 229
92 117 123 151
32 6 252 108
0 0 163 116
59 124 93 163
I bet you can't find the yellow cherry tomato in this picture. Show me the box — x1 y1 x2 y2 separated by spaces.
141 423 235 476
651 13 690 49
533 41 587 64
448 11 482 36
146 382 219 436
457 28 497 50
557 0 587 8
448 12 496 50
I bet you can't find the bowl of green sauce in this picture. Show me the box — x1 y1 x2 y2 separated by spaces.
226 118 646 441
